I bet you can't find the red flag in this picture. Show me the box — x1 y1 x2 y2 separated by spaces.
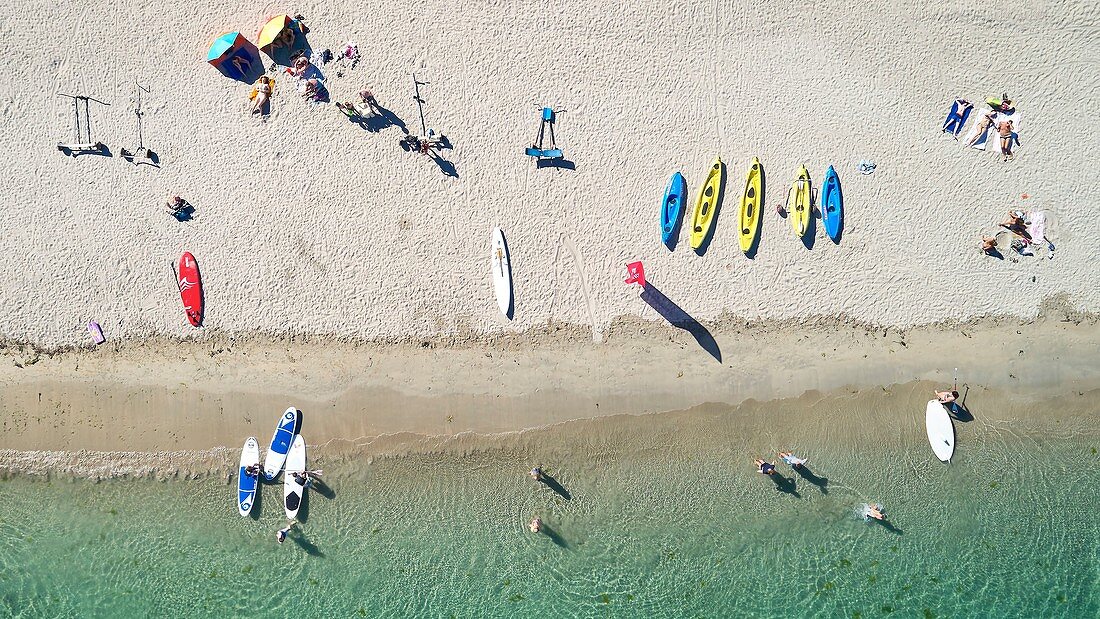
624 261 645 287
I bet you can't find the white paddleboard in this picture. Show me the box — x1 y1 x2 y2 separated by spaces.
237 437 260 516
925 400 955 462
264 407 300 480
283 434 307 520
491 227 513 318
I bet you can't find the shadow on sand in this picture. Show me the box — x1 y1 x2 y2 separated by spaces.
639 282 721 362
949 386 974 422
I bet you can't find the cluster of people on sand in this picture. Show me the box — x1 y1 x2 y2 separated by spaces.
980 208 1051 259
944 93 1020 161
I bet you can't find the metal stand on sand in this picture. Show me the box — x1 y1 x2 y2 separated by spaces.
57 93 109 155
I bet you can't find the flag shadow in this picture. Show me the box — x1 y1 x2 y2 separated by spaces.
639 282 721 362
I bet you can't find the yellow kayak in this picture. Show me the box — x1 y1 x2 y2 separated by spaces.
690 157 726 250
788 165 811 238
739 157 763 253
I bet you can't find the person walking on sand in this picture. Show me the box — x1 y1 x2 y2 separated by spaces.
276 520 298 543
755 458 777 476
778 452 808 470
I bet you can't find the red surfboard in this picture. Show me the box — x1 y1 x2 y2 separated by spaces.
177 252 203 327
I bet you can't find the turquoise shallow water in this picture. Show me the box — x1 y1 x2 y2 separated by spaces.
1 402 1097 618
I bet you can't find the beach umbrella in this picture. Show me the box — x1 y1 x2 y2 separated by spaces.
257 14 294 47
207 32 244 62
207 32 260 82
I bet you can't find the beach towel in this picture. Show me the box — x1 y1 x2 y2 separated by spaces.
965 110 1022 151
942 99 973 137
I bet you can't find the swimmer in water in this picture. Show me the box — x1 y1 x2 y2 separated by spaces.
778 451 808 470
754 458 777 476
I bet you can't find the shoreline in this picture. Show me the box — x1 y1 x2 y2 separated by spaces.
3 306 1098 476
3 377 1096 480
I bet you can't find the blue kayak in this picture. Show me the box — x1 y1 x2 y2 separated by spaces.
263 407 301 480
660 172 687 246
821 165 843 243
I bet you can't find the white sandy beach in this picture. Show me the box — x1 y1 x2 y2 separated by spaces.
1 1 1098 348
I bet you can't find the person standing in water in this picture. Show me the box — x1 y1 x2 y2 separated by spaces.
935 390 959 405
528 517 542 533
276 520 298 543
865 504 885 521
529 467 544 482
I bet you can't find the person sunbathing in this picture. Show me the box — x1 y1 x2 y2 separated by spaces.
287 56 310 77
1000 211 1029 236
250 77 273 114
299 78 324 101
231 55 252 77
966 111 997 147
980 236 999 254
998 119 1015 160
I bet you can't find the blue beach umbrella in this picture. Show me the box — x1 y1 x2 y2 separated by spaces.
207 32 260 81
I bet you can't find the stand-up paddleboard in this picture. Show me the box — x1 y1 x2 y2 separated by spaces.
925 400 955 462
491 227 513 318
263 407 300 480
660 172 687 246
788 166 811 238
821 165 843 243
690 157 725 250
283 434 307 520
237 437 260 516
738 157 762 254
177 252 203 327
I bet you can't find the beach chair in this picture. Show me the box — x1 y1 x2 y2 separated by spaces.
525 107 564 159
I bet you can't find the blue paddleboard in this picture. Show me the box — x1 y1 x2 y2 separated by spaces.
821 166 843 243
660 172 687 246
263 407 301 480
237 436 260 516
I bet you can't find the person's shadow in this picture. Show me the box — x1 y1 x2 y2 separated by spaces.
311 477 336 499
949 386 974 422
871 518 904 535
540 473 571 500
639 282 721 362
793 466 828 494
429 152 458 178
540 523 569 549
291 530 325 556
771 474 801 498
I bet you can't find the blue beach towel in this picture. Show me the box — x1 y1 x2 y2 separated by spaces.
942 99 973 137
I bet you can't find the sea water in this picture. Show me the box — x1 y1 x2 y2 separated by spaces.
1 405 1096 618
